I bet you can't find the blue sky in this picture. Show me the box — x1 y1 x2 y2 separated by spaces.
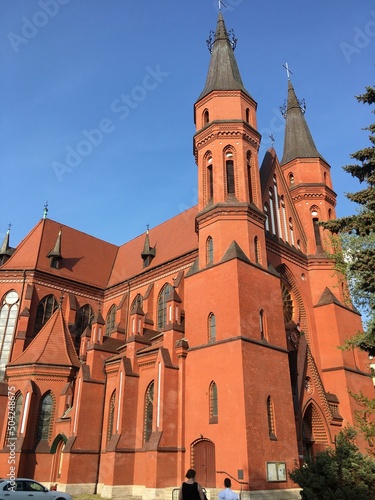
1 0 374 247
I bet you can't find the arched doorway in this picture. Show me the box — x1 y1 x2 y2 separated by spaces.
50 434 67 483
192 439 216 487
302 402 330 459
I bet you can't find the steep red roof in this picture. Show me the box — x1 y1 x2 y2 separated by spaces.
2 218 118 288
8 308 80 368
1 207 198 289
107 206 198 287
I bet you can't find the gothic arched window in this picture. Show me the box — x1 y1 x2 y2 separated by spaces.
33 294 58 336
144 381 154 443
269 189 276 235
14 392 23 436
107 390 116 442
0 290 19 379
206 236 213 265
208 313 216 342
206 154 213 204
6 392 23 439
254 236 260 264
289 218 295 246
281 283 294 324
264 203 269 232
131 294 143 312
281 196 288 242
260 309 266 340
36 392 53 442
209 381 218 423
273 175 281 237
226 159 235 195
267 395 277 440
247 151 253 203
157 284 172 330
75 304 94 347
106 305 116 336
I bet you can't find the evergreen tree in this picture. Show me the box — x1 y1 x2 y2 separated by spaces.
289 428 375 499
323 85 375 354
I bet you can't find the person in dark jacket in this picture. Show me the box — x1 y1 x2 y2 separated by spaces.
179 469 205 500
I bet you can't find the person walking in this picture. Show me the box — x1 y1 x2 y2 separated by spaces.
179 469 205 500
218 478 239 500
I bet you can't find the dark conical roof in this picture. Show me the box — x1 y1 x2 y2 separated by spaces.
0 229 14 257
47 229 62 258
280 80 325 165
141 229 156 259
198 12 251 101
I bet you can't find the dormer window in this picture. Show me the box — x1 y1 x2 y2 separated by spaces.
50 257 61 269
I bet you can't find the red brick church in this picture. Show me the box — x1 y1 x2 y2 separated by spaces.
0 12 373 500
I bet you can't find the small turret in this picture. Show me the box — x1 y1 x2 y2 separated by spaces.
0 226 15 265
141 227 156 267
47 230 63 269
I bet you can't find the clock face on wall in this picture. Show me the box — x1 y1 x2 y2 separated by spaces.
281 282 294 324
289 329 300 349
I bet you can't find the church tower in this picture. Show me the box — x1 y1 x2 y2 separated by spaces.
280 79 337 256
193 12 266 269
184 12 299 490
279 78 373 453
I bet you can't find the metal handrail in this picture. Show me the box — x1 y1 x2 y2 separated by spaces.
216 470 248 498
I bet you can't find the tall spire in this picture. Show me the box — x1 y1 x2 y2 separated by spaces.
280 80 324 165
198 12 251 101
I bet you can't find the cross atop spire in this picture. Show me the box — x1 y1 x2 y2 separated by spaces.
43 201 48 219
199 11 251 100
282 63 293 80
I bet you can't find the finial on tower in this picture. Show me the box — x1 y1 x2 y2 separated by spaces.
282 63 293 80
269 134 275 147
43 201 48 219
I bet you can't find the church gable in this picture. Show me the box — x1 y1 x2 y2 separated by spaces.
7 307 80 370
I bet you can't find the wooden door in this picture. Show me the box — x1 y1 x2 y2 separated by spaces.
193 440 216 487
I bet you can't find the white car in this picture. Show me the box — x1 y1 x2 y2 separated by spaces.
0 479 72 500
